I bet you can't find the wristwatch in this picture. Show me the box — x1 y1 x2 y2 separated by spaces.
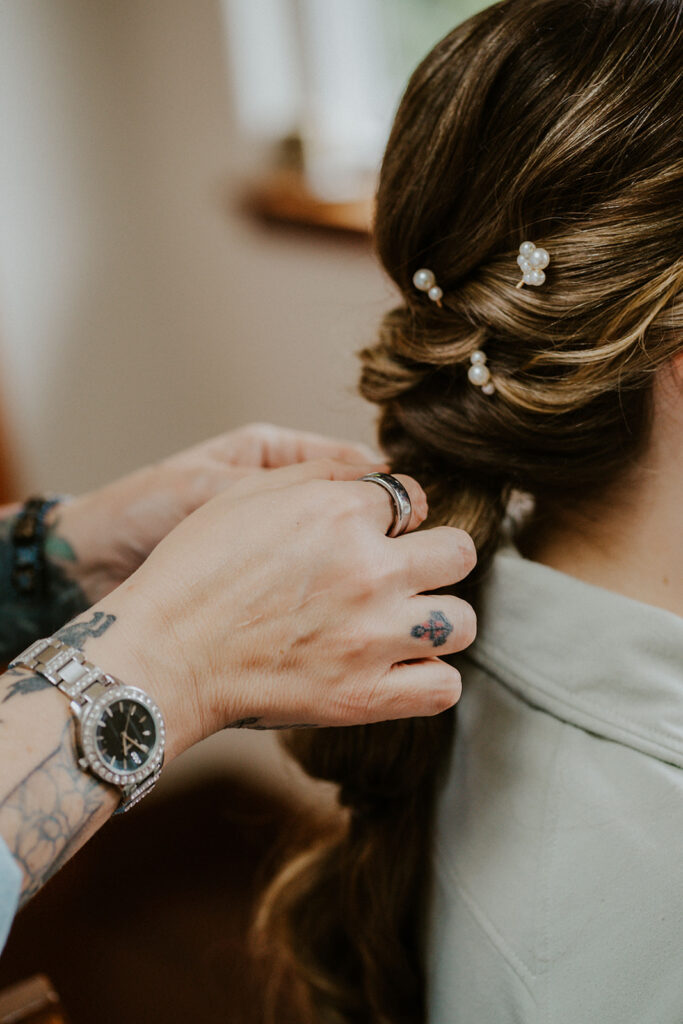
10 636 166 813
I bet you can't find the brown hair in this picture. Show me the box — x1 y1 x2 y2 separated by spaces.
257 1 683 1020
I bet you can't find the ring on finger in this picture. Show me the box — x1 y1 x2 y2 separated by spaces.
359 472 412 538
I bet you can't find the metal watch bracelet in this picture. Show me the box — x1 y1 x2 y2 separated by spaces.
10 636 165 813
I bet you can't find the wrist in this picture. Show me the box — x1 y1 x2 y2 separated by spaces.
68 584 201 763
9 631 167 818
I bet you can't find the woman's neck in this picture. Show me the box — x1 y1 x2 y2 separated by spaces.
518 390 683 619
521 493 683 619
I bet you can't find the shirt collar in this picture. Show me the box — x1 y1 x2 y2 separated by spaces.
466 543 683 768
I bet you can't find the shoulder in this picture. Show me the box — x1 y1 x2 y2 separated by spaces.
428 663 683 1024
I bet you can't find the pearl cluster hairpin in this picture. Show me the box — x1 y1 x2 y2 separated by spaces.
412 268 443 306
412 266 495 397
467 350 495 395
516 241 550 288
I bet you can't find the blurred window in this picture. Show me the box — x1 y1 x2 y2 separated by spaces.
221 0 488 202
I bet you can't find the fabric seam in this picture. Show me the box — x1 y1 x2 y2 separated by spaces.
434 844 538 1003
464 645 683 762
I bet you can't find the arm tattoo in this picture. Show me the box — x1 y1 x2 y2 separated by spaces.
55 610 117 649
411 610 453 648
2 668 52 704
0 719 111 906
0 512 89 664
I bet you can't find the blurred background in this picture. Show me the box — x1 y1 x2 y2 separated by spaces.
0 2 485 1021
0 0 482 499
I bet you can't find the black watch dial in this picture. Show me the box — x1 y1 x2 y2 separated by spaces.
95 698 157 774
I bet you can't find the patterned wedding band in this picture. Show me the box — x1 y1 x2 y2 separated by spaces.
359 472 413 538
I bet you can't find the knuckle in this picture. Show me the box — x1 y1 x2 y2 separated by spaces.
455 530 478 576
245 420 276 437
319 455 342 474
234 421 270 447
321 456 356 481
390 546 420 588
356 542 392 591
350 558 385 601
338 513 385 564
431 666 463 712
456 602 478 649
329 541 382 602
412 493 429 524
434 527 477 580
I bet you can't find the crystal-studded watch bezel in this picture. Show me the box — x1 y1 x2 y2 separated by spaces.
80 685 165 788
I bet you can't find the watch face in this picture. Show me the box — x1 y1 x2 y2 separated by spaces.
96 698 158 774
80 685 165 787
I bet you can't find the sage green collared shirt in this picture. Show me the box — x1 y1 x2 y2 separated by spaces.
428 545 683 1024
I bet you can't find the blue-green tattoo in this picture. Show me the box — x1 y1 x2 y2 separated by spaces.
0 512 89 664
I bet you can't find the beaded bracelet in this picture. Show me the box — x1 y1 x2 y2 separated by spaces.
11 496 62 597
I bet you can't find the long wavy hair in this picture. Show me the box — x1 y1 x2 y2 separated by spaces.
256 1 683 1020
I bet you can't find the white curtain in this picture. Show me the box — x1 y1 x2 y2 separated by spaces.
220 0 489 199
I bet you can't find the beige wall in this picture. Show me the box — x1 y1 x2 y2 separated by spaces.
0 0 387 498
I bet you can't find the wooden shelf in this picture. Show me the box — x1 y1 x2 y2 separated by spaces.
244 168 373 236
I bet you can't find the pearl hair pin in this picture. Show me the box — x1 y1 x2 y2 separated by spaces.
412 266 496 396
516 241 550 288
412 268 443 306
467 350 495 395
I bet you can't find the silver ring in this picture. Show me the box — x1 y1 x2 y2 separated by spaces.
359 472 412 538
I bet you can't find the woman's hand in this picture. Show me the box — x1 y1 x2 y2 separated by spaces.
87 458 477 759
0 457 476 904
48 423 379 603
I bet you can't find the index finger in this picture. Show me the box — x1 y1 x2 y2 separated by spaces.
219 457 390 502
206 423 380 468
258 425 381 466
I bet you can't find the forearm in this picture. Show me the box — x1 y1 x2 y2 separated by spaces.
0 611 139 908
0 668 116 908
0 505 90 663
0 600 191 909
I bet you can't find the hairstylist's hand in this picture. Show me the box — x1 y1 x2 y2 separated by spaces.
47 423 378 605
85 459 477 760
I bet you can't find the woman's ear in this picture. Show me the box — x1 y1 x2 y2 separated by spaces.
672 349 683 384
